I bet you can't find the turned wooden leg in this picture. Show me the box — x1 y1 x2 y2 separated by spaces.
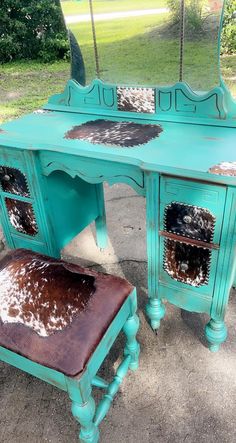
145 171 166 331
233 275 236 289
94 355 131 426
205 319 227 352
123 312 140 371
71 395 99 443
146 298 166 331
95 183 108 250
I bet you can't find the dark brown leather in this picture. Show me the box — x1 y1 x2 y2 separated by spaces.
0 249 133 377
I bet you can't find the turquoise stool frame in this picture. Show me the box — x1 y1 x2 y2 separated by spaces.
0 288 140 443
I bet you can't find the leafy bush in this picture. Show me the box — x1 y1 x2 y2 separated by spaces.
221 0 236 54
0 0 70 62
167 0 209 37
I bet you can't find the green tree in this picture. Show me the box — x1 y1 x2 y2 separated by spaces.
0 0 70 62
221 0 236 54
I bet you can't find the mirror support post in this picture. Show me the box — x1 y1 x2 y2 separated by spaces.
218 0 227 87
179 0 185 82
89 0 100 78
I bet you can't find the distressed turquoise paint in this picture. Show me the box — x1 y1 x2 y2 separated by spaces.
0 102 236 351
0 289 140 442
43 170 104 252
45 78 236 127
148 175 236 351
1 112 236 186
0 148 109 257
94 183 108 250
0 1 235 352
39 150 145 195
94 355 131 427
145 172 166 330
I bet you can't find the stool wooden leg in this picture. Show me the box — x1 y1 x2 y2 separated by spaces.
95 184 108 250
67 374 99 443
94 355 131 427
123 292 140 371
71 395 99 443
67 291 139 440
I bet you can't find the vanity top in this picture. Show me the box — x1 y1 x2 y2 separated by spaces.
0 109 235 186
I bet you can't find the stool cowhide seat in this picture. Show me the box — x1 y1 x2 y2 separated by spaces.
0 249 140 443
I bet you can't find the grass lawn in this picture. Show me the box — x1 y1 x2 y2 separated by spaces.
0 61 70 124
61 0 168 16
70 13 221 88
221 55 236 98
1 2 235 125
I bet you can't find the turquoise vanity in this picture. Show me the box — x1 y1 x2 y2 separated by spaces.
0 0 236 351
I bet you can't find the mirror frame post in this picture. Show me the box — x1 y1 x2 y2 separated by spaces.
179 0 185 82
89 0 101 78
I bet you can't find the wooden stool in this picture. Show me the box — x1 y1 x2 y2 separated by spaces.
0 249 140 442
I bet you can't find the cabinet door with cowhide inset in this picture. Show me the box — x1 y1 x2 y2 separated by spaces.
159 176 226 297
5 198 38 237
161 202 217 287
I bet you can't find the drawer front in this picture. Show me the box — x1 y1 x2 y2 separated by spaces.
0 148 35 200
159 236 219 296
0 147 28 172
164 239 211 287
160 176 226 244
164 202 215 243
0 166 30 197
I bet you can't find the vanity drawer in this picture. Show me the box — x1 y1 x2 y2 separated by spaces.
0 147 34 199
0 166 30 197
0 147 28 172
159 236 219 296
160 176 226 244
163 202 215 243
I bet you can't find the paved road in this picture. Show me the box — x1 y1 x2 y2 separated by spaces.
65 7 169 24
